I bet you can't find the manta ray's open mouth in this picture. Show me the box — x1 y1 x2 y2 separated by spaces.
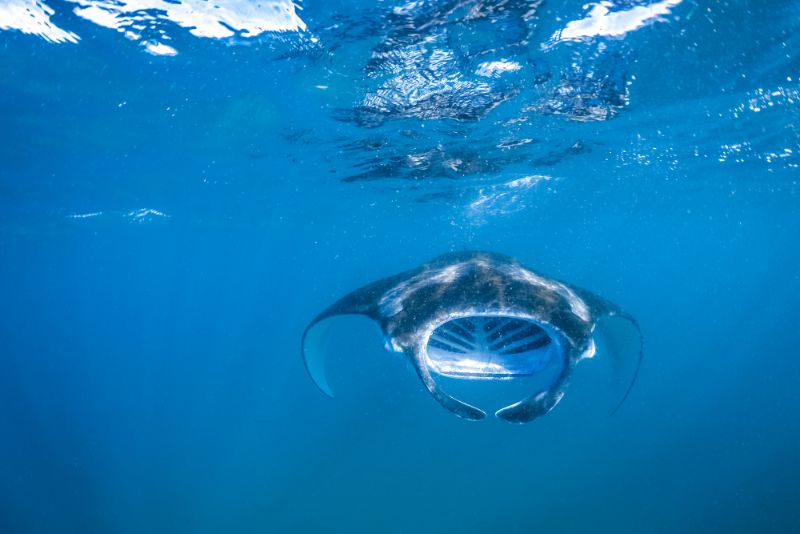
425 316 562 379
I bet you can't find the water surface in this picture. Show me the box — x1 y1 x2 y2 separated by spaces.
1 1 799 532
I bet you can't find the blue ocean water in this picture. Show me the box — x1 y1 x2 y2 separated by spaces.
1 0 799 532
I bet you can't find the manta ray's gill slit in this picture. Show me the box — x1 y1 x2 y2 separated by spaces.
459 318 476 333
486 319 529 344
481 318 502 333
440 321 475 343
490 323 546 351
428 337 467 354
434 330 475 351
500 335 551 355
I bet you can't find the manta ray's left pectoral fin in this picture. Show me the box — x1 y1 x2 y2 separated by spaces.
409 348 486 421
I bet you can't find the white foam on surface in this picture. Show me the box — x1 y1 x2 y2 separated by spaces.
143 41 177 56
1 0 306 54
0 0 79 43
69 0 306 39
555 0 682 42
475 60 522 77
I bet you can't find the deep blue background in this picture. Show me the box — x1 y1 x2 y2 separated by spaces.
1 1 799 532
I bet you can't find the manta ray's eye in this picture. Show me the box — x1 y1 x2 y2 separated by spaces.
425 316 561 379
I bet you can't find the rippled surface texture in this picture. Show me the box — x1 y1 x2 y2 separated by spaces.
1 1 799 532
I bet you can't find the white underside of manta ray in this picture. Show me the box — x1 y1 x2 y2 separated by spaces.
302 251 643 423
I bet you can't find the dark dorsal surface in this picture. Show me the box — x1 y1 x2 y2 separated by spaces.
373 251 600 352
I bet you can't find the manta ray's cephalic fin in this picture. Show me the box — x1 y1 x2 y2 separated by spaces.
409 347 486 421
494 369 569 423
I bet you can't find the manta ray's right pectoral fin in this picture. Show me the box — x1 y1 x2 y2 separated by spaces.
409 348 486 421
593 310 644 416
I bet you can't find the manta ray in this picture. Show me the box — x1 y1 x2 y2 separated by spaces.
302 251 642 423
